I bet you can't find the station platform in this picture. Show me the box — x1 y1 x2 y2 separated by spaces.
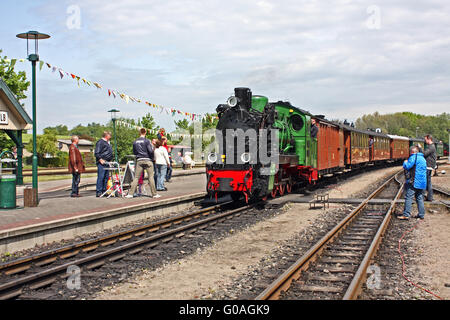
0 168 206 254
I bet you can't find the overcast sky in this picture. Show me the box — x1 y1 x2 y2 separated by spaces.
1 0 449 132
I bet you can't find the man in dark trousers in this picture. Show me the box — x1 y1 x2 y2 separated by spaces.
68 135 85 197
310 118 319 139
398 146 427 220
126 128 159 198
94 131 113 197
423 134 436 201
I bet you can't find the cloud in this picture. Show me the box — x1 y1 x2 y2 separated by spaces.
10 0 450 131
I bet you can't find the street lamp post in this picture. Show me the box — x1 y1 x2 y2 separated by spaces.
16 31 50 206
108 109 120 163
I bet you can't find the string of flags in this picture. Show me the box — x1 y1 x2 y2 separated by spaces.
4 57 219 123
116 120 215 140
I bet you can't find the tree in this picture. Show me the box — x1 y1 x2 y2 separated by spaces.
355 111 450 142
44 125 69 136
0 49 30 151
110 118 140 163
70 122 108 140
0 49 30 102
139 113 158 131
0 133 14 152
171 113 219 152
26 132 58 157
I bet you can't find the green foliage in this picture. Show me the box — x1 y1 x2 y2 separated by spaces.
139 113 159 132
70 122 109 140
172 113 218 151
26 132 58 157
44 125 69 136
0 49 30 102
39 151 68 167
0 49 30 152
0 132 15 151
355 112 450 142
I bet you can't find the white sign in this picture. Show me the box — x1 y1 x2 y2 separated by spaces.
0 111 8 125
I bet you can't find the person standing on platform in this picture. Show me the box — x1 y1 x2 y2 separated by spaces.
157 128 166 140
166 146 173 182
154 140 171 191
310 118 319 139
127 128 159 198
151 138 158 186
68 135 85 197
398 146 427 220
161 137 172 182
423 134 436 202
94 131 113 197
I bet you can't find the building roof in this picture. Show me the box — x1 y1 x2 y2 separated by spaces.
57 139 93 146
0 78 32 126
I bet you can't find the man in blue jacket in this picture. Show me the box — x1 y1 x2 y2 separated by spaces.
399 146 427 220
95 131 114 197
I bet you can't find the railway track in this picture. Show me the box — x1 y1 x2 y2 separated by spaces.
0 199 255 300
256 171 403 300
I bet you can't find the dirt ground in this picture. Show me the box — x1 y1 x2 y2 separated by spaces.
95 166 400 300
410 163 449 299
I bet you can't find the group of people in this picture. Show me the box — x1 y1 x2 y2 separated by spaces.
399 134 437 220
125 128 173 198
67 128 174 198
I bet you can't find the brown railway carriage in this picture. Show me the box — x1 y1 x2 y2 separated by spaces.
387 134 409 160
372 133 390 161
338 124 392 166
349 128 370 165
315 118 342 174
310 118 411 180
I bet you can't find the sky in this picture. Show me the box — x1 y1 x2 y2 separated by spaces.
1 0 449 133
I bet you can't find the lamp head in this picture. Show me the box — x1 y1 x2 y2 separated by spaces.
16 31 50 60
108 108 120 121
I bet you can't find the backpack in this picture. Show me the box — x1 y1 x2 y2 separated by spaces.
404 154 417 185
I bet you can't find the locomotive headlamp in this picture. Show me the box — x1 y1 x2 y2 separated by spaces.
227 96 238 107
240 152 251 163
207 153 218 163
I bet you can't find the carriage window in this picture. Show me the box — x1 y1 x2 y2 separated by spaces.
290 114 304 131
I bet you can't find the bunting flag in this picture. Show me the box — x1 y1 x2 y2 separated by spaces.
7 56 220 122
116 120 216 140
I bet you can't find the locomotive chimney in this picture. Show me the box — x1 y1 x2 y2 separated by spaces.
234 87 252 111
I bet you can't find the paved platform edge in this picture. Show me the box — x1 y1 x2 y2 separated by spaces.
0 192 206 254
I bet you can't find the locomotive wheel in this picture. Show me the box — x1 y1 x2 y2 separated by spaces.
286 182 292 194
279 184 285 196
270 186 278 198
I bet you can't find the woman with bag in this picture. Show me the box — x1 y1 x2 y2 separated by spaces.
154 140 171 191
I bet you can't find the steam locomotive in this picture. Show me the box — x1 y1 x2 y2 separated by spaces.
206 87 444 202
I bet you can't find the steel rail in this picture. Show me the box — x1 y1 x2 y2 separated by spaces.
0 200 232 276
432 186 450 198
0 203 254 299
255 171 401 300
343 181 404 299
